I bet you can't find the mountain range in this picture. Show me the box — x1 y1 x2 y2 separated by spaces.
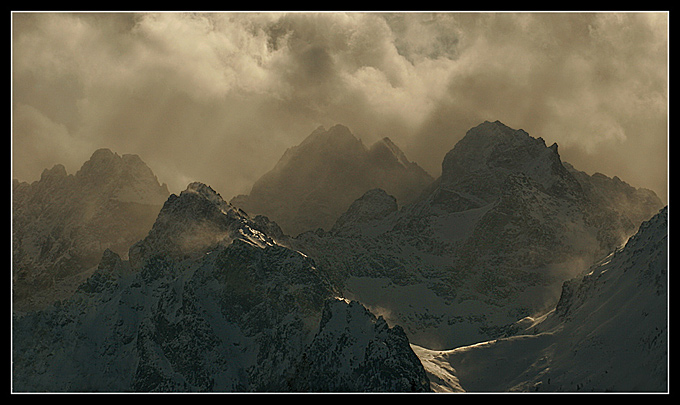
292 120 663 350
11 121 667 392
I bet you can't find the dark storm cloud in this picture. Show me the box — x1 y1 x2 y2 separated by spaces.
12 12 668 202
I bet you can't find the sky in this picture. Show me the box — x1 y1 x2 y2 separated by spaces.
11 12 669 203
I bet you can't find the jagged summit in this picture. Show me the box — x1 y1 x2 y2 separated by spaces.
271 124 365 171
75 148 122 183
73 148 169 204
182 181 234 213
435 120 582 210
442 121 560 180
299 124 360 148
230 124 433 236
157 182 236 224
40 163 68 181
12 149 170 311
563 161 663 228
129 181 285 269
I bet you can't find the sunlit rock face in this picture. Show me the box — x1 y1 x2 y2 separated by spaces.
13 182 430 393
231 124 433 236
292 121 664 350
12 149 169 311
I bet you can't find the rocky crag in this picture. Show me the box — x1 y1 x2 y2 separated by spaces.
12 149 169 311
231 124 433 236
12 183 430 392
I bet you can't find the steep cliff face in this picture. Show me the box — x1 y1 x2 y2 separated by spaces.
12 182 430 393
231 124 433 236
12 149 169 311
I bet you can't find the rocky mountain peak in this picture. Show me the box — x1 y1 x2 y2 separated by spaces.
13 148 171 311
39 164 68 182
441 121 552 180
182 181 232 211
129 182 280 269
437 121 581 209
72 148 169 205
75 148 118 180
231 124 433 236
13 182 430 392
296 124 365 155
75 148 148 179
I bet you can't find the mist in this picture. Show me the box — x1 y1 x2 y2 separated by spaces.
12 12 668 203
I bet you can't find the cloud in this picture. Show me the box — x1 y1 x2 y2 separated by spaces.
403 13 668 200
12 103 94 178
12 12 668 203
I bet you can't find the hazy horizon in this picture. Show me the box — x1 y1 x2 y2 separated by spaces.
12 12 668 203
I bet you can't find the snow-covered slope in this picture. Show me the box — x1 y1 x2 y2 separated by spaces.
292 121 664 350
12 149 170 311
230 124 433 236
417 206 668 392
12 182 430 392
